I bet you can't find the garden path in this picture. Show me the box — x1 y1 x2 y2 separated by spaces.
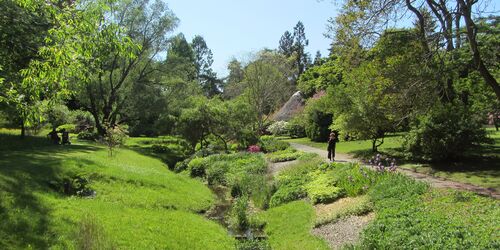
289 143 500 199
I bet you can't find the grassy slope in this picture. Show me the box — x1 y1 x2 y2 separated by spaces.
285 128 500 191
0 130 235 249
259 201 329 250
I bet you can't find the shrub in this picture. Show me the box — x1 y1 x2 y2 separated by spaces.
303 96 333 142
187 158 206 178
269 158 323 207
268 121 289 136
77 131 99 141
57 124 77 133
102 125 128 157
73 110 95 133
286 121 306 138
228 196 249 232
150 136 192 168
330 163 379 197
236 240 271 250
404 103 490 161
247 145 261 153
259 136 289 153
266 148 303 163
305 172 344 204
46 104 73 129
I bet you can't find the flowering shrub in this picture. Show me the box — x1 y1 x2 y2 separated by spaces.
369 154 397 172
268 121 289 136
247 145 261 153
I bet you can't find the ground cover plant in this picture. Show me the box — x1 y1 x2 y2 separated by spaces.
0 131 235 249
265 148 305 162
285 128 500 191
257 156 500 249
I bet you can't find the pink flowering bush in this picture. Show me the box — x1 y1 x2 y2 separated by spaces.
247 145 261 153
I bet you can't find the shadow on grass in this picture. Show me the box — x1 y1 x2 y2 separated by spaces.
0 133 99 248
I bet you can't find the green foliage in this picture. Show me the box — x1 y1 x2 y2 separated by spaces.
305 172 344 204
259 135 290 153
77 131 99 141
265 148 304 163
269 159 322 207
259 201 329 250
102 125 128 157
149 136 192 169
236 240 271 250
404 103 490 161
297 59 342 97
361 175 499 249
56 124 77 133
331 163 379 197
228 196 249 231
303 96 333 142
286 119 306 138
187 153 268 207
46 104 73 129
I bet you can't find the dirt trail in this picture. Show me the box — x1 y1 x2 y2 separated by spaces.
312 213 375 249
289 142 500 199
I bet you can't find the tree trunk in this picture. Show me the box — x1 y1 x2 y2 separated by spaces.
458 0 500 100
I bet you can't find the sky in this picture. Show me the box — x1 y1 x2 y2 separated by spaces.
165 0 338 77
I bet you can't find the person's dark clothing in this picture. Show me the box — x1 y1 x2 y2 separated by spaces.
48 130 60 144
327 137 339 161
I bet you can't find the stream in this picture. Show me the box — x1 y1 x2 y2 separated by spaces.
205 185 267 241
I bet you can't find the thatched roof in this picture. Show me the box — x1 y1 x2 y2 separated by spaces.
271 91 305 121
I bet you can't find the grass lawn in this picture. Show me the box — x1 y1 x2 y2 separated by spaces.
285 128 500 191
258 201 329 250
0 130 235 249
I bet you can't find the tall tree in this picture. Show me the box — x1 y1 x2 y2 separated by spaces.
327 0 500 100
313 51 323 66
223 59 245 99
164 33 196 82
77 0 178 135
0 0 51 136
191 35 221 97
293 21 310 77
278 31 294 57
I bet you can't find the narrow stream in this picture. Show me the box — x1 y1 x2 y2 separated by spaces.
205 185 267 240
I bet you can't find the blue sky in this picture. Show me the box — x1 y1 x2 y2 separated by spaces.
166 0 338 77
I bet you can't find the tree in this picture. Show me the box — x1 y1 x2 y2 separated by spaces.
163 33 196 82
327 0 500 100
278 31 294 57
223 59 245 99
242 57 290 134
293 21 311 76
313 51 323 66
192 35 221 97
76 0 178 136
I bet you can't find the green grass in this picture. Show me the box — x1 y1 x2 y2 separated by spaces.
314 195 372 226
259 201 329 250
0 131 235 249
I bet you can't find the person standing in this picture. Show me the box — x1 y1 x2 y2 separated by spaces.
327 132 339 162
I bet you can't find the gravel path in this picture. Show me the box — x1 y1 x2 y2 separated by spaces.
289 143 500 199
312 213 375 249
